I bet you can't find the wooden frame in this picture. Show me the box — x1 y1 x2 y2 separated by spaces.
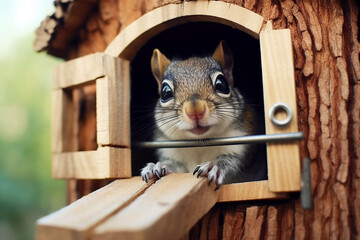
104 2 300 199
40 2 303 239
52 53 131 179
51 1 300 197
105 1 264 60
259 29 301 192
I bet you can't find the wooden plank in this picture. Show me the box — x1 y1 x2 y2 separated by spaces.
93 173 219 240
36 177 153 240
218 180 289 202
52 147 131 179
96 56 130 147
260 29 301 192
52 89 77 153
52 90 64 153
105 2 264 59
52 53 105 89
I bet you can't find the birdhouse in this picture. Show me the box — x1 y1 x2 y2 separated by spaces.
35 0 360 239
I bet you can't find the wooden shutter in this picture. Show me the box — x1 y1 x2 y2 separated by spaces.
260 29 301 192
52 53 131 179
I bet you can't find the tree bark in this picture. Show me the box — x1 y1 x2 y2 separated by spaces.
66 0 360 238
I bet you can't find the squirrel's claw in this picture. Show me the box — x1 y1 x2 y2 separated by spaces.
193 166 200 175
141 162 169 182
193 162 224 190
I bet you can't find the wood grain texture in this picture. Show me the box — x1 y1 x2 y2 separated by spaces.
93 173 219 240
52 53 105 89
52 147 131 179
260 29 301 192
52 90 65 153
36 177 153 240
104 1 264 59
44 0 360 238
189 0 359 239
52 53 131 179
218 180 289 202
96 56 130 147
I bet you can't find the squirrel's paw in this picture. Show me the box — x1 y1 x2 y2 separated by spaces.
141 162 169 183
193 162 225 190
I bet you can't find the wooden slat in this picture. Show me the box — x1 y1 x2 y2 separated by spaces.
36 177 153 240
93 173 219 240
52 53 105 89
52 90 64 153
218 180 289 202
52 147 131 179
52 54 130 147
96 56 130 147
52 89 78 153
51 53 131 179
260 29 301 192
105 1 264 59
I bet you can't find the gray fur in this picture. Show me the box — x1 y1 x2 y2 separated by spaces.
141 46 266 188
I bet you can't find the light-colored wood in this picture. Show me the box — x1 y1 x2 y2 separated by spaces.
93 173 219 240
260 29 301 192
36 177 153 240
52 53 105 89
52 53 130 147
218 180 289 202
52 89 78 153
52 90 64 153
105 1 264 59
51 53 131 179
52 147 131 179
96 56 130 147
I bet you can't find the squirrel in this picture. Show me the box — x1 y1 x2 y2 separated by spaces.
141 41 266 188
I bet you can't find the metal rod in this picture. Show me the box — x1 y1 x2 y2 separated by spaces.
133 132 304 149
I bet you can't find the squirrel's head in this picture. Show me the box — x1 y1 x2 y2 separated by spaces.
151 41 245 139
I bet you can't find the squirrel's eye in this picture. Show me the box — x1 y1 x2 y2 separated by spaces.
214 74 230 96
161 83 173 103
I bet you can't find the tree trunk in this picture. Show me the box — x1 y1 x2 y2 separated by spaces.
67 0 360 238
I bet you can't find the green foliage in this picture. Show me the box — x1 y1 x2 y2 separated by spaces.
0 33 66 240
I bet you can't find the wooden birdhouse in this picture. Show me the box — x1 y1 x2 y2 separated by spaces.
35 0 360 239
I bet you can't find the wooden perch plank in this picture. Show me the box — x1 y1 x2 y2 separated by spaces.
260 29 301 192
96 56 130 147
93 173 219 240
52 147 131 179
218 180 289 202
105 1 264 59
36 177 153 240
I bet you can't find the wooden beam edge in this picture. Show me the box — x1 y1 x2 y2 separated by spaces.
52 52 106 90
52 147 131 179
105 2 264 58
259 29 301 192
218 180 289 202
96 56 131 147
36 177 155 240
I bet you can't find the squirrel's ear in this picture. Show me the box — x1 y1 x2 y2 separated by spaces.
151 49 170 92
213 40 234 86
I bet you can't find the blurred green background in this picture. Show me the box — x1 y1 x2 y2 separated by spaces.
0 1 66 239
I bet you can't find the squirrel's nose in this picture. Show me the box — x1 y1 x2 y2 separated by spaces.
184 100 207 120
